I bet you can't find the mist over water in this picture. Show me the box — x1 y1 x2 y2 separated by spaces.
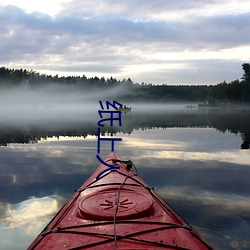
0 84 250 150
0 84 197 125
0 85 97 122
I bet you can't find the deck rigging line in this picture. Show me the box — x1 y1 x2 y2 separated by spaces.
35 158 212 250
112 160 137 249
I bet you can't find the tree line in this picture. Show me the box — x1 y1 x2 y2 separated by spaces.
0 63 249 104
208 63 250 105
1 108 249 148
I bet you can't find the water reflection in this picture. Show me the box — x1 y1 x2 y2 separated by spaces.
0 196 62 250
0 196 59 228
0 107 250 149
0 107 250 249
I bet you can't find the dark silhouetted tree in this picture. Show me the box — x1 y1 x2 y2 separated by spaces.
242 63 250 83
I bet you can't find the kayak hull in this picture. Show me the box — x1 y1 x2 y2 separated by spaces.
28 152 213 249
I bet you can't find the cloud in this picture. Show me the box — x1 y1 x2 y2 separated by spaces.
2 6 247 51
58 0 239 19
0 1 250 84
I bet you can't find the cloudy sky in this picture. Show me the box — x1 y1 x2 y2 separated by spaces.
0 0 250 85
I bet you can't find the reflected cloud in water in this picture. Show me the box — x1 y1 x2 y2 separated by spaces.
0 196 62 250
0 119 250 249
118 127 243 152
153 150 250 166
160 187 250 250
0 196 59 228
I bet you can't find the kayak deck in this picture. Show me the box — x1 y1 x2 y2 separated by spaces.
28 152 213 249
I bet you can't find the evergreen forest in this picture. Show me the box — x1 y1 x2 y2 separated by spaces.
0 63 250 105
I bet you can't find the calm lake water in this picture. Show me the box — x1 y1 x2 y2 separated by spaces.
0 104 250 249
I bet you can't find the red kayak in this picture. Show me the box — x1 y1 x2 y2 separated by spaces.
28 152 213 249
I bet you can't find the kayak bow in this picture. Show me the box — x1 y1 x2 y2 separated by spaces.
28 152 213 249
